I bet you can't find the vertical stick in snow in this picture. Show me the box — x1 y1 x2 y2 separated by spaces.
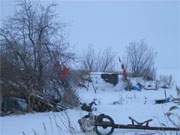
91 80 97 93
0 88 2 115
118 57 121 63
164 88 167 99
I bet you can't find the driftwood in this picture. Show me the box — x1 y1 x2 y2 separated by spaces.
30 93 68 112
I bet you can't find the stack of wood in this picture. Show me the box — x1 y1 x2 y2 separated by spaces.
30 93 68 112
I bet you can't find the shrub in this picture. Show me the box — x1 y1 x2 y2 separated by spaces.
125 40 156 80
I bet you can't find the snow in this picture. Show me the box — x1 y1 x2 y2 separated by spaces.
1 73 180 135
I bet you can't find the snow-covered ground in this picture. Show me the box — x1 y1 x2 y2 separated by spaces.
1 73 180 135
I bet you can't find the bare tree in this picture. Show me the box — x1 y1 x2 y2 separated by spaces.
126 40 156 80
98 48 116 72
81 46 97 72
159 75 173 88
81 46 116 72
0 0 76 112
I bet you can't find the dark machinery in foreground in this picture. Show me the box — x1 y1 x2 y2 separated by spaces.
78 101 180 135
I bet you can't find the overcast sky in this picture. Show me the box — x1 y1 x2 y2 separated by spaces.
0 0 180 71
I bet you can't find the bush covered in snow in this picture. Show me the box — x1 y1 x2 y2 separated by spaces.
125 40 156 80
81 46 116 72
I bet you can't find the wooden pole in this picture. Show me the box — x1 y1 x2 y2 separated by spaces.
164 88 167 99
0 87 2 115
114 124 180 131
96 123 180 131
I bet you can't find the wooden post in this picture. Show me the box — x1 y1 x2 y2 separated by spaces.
0 76 3 115
164 88 167 99
0 88 2 115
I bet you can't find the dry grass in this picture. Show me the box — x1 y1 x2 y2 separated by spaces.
21 112 85 135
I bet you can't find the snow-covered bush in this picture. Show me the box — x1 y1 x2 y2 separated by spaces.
159 75 174 88
67 70 90 88
81 46 116 72
125 40 156 80
165 86 180 129
176 86 180 97
62 88 80 107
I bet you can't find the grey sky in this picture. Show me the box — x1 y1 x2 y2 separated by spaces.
0 0 180 70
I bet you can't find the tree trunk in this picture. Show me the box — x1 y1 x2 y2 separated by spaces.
0 89 2 115
27 95 32 112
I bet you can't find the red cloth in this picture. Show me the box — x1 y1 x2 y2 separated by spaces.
60 65 70 80
53 62 70 80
